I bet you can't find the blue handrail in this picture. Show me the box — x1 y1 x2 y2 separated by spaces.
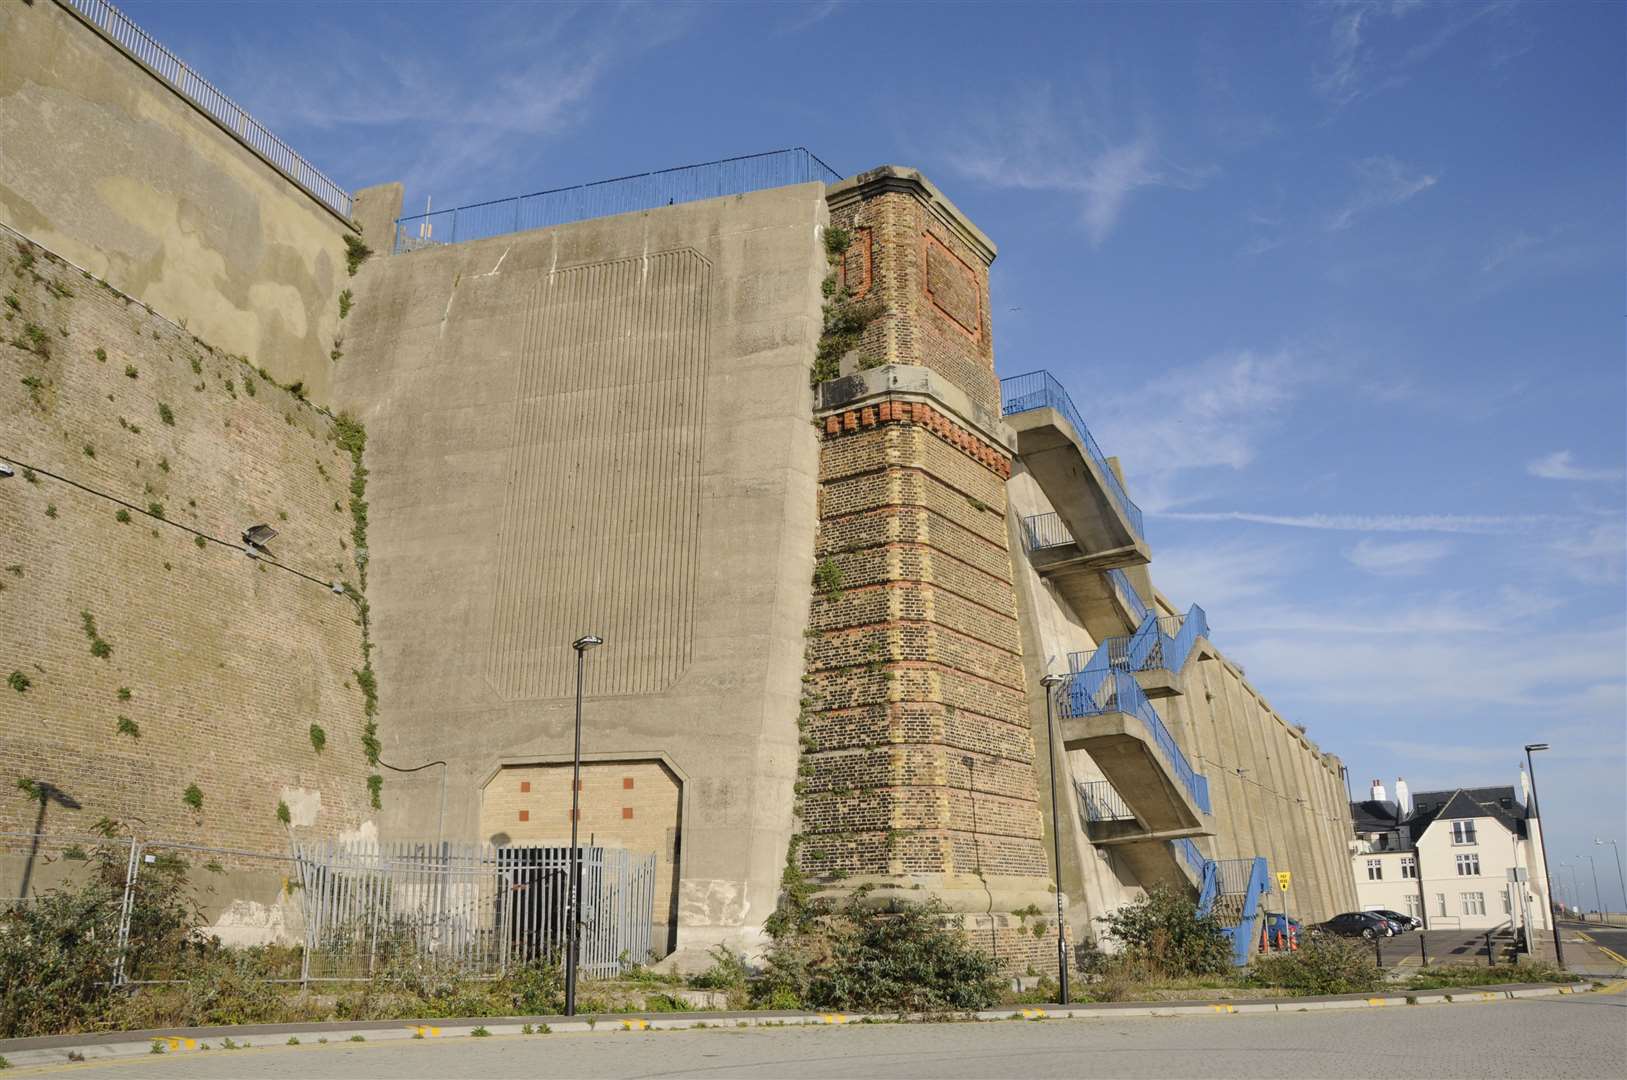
1059 665 1211 814
1215 857 1271 966
999 371 1144 541
393 147 842 253
1108 569 1150 624
1094 605 1210 677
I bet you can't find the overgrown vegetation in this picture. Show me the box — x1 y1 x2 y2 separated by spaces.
309 724 327 753
80 611 112 659
1090 886 1231 978
810 226 883 386
343 236 373 277
812 557 844 599
7 671 30 693
754 879 1001 1013
338 289 353 319
181 784 204 813
1247 936 1382 995
115 716 140 739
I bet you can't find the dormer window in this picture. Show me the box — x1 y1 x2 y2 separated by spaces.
1451 820 1477 845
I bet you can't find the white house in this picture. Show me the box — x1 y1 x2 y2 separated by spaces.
1348 774 1552 934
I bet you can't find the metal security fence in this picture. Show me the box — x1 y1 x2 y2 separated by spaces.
3 830 654 986
291 840 656 981
1000 371 1144 541
60 0 353 219
1077 780 1136 823
392 147 842 253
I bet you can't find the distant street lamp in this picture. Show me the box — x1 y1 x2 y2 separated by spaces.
1524 744 1563 965
564 634 603 1017
1597 838 1625 918
1041 671 1070 1006
1579 853 1603 920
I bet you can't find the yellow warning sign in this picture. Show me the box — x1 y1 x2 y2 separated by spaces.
1277 871 1292 892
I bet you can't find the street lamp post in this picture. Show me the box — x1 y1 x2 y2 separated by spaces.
1523 744 1563 965
1597 839 1625 919
564 634 603 1017
1040 672 1070 1005
1579 854 1603 920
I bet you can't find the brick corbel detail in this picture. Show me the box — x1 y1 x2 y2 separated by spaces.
821 398 1011 479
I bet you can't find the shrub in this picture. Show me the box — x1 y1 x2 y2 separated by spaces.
182 784 204 812
1094 886 1231 977
1247 936 1383 995
308 724 327 752
343 235 373 276
7 671 29 693
1407 961 1566 990
756 886 1002 1013
158 402 175 426
688 945 751 1008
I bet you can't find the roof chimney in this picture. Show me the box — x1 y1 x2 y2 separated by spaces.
1394 777 1412 815
1370 778 1387 803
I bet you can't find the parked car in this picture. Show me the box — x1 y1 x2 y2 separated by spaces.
1260 911 1303 948
1310 911 1395 939
1370 908 1421 932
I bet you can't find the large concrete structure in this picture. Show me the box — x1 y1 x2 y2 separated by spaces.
2 0 1358 969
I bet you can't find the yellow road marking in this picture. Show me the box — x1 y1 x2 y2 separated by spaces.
818 1014 848 1024
621 1019 649 1031
1020 1007 1047 1020
1366 998 1386 1006
1210 1004 1235 1014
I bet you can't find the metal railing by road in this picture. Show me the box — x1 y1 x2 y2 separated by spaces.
61 0 353 220
999 371 1144 541
1059 665 1212 814
393 147 842 254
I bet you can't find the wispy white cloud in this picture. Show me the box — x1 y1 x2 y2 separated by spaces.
1551 522 1627 586
1312 1 1521 110
1326 155 1438 231
779 0 844 34
1345 537 1452 576
1527 450 1625 483
943 84 1209 245
1153 510 1563 534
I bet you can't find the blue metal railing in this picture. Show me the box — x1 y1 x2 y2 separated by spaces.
63 0 353 219
1108 568 1150 624
392 148 842 254
1000 371 1144 541
1214 857 1271 966
1090 605 1210 677
1059 665 1211 814
1078 780 1136 823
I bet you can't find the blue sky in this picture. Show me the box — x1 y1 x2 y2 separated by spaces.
125 0 1626 909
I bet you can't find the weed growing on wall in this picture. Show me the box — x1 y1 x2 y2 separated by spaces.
182 784 204 812
20 375 45 407
343 236 372 276
7 671 30 693
116 717 139 738
158 402 174 426
809 227 883 387
80 612 112 659
93 347 105 362
813 558 844 600
366 774 382 810
308 724 326 753
275 800 291 826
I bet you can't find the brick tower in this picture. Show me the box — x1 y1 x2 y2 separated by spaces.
796 167 1060 971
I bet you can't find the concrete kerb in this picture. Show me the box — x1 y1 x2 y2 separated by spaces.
0 982 1599 1069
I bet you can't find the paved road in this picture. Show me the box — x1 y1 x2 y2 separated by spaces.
12 987 1624 1079
1563 919 1627 965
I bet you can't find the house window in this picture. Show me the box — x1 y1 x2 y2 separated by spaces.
1501 890 1512 915
1401 856 1418 879
1366 858 1383 881
1456 853 1481 876
1462 892 1486 916
1404 894 1423 918
1451 820 1477 845
1436 893 1448 916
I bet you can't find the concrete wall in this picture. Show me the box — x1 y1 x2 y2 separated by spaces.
0 231 376 872
0 0 356 406
333 183 828 960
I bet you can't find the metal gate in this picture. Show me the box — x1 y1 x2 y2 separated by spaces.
290 840 656 980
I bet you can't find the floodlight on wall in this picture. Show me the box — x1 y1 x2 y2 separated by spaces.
241 523 278 557
330 581 345 595
0 461 14 479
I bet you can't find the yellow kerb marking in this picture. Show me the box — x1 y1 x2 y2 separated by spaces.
622 1019 649 1031
183 1038 196 1050
819 1014 848 1024
1366 998 1386 1006
1210 1004 1235 1013
1021 1008 1046 1019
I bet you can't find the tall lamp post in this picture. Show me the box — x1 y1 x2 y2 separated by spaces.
1523 744 1563 965
1579 853 1603 920
1597 839 1625 918
564 634 603 1017
1041 672 1070 1005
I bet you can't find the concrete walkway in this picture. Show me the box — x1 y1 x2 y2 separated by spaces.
1 981 1621 1079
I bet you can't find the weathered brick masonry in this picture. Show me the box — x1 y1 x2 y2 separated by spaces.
797 170 1064 973
0 235 375 859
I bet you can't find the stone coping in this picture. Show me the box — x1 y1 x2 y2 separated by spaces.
0 981 1600 1068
